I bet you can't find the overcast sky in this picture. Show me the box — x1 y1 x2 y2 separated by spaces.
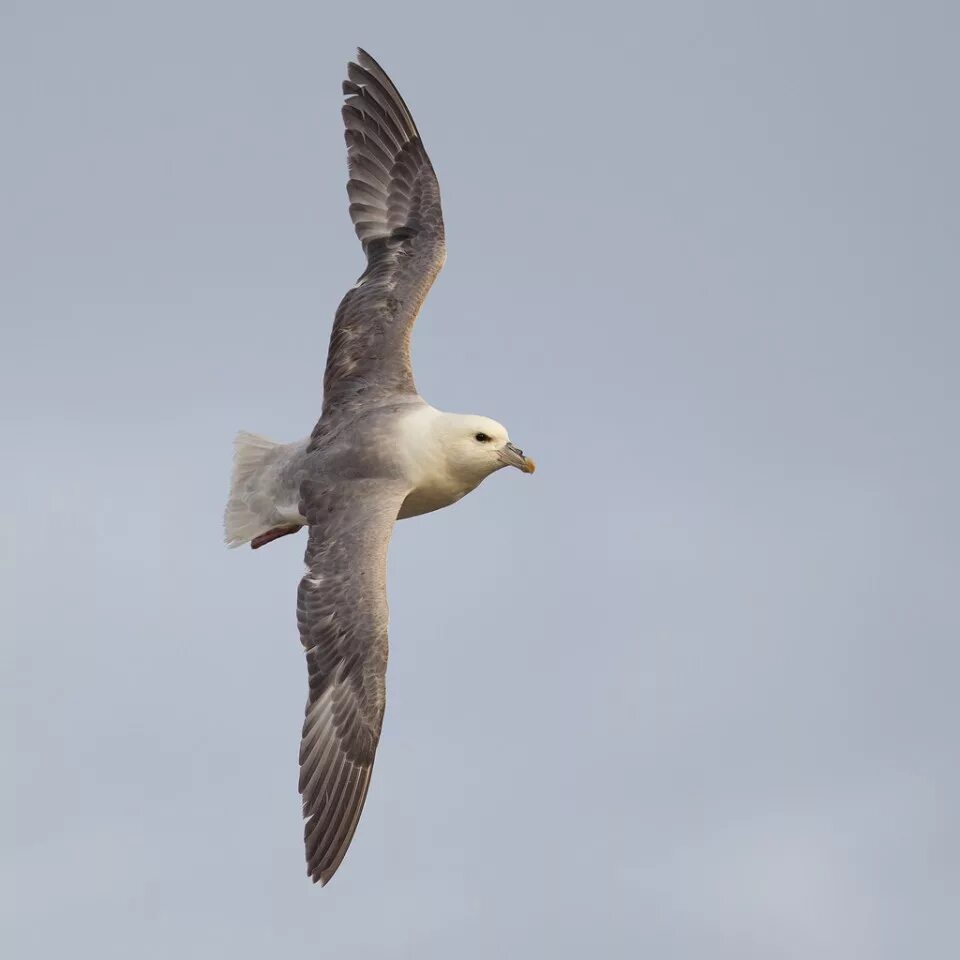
4 1 959 957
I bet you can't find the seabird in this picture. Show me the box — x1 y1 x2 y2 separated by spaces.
224 49 534 885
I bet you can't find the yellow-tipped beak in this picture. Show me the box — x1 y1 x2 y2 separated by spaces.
499 442 535 474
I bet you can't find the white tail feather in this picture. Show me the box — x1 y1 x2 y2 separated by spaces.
224 431 285 547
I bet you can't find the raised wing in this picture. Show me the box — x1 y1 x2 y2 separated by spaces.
296 478 409 884
320 48 446 420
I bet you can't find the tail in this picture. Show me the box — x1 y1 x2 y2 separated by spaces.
223 431 285 548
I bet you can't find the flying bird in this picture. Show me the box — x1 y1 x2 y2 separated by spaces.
224 49 534 885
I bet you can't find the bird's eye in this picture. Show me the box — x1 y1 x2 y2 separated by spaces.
475 432 491 442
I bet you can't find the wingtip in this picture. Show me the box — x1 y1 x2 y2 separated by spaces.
353 48 393 82
353 47 373 71
308 862 335 886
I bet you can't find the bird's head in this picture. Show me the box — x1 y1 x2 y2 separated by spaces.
437 414 535 484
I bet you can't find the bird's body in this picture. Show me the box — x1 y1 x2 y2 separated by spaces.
224 50 533 885
225 402 519 546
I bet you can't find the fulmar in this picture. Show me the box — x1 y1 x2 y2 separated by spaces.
223 49 535 885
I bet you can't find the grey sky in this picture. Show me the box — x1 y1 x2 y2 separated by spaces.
4 1 958 957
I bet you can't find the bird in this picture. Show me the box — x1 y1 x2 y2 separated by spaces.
223 49 535 886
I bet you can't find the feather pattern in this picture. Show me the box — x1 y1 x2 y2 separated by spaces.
295 49 447 885
296 479 409 885
314 48 446 431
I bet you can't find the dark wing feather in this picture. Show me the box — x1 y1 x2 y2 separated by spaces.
296 478 408 885
318 49 446 424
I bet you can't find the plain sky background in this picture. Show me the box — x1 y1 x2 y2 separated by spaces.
3 1 958 957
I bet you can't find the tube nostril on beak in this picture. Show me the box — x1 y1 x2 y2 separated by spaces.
497 441 534 473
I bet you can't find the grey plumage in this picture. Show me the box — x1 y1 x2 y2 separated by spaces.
296 50 447 885
317 48 445 427
296 479 408 884
224 49 531 887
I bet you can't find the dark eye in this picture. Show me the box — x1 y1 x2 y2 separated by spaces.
475 432 491 443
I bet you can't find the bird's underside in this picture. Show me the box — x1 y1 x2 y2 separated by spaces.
224 48 535 887
223 49 448 886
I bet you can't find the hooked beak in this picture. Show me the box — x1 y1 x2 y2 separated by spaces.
498 441 536 474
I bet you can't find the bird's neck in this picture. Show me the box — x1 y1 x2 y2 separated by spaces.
394 406 480 517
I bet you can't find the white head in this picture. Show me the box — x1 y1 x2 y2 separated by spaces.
435 413 535 485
